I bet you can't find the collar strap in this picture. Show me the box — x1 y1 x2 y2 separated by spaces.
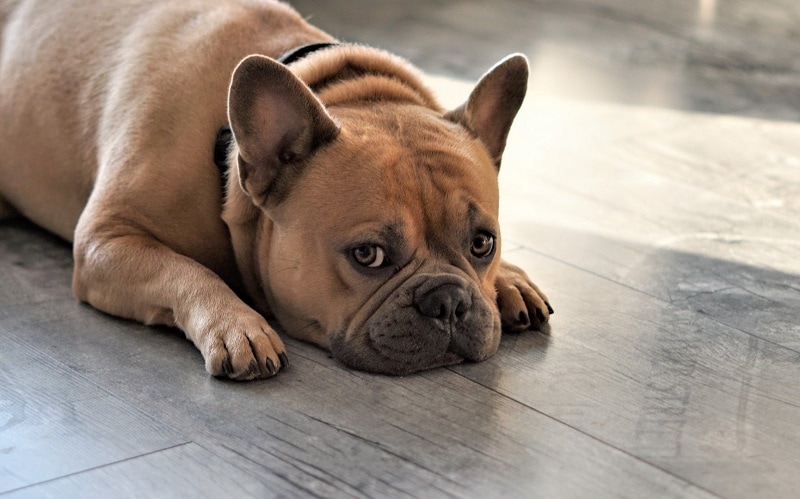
277 42 340 65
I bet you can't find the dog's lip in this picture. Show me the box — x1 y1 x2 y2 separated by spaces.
447 330 473 360
332 267 496 374
329 320 466 375
367 345 465 375
340 259 423 338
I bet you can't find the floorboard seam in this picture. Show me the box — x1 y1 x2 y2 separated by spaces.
446 368 725 499
0 323 195 443
215 443 326 499
0 442 194 496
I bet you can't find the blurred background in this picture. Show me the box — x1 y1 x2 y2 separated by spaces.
292 0 800 121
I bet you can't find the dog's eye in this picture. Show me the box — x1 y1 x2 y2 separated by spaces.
470 232 495 258
353 244 387 268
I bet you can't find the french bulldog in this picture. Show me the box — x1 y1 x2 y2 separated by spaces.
0 0 551 379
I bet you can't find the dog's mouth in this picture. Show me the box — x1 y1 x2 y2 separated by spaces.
329 274 501 375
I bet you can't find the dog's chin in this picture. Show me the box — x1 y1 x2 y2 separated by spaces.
325 273 502 375
328 304 500 375
329 331 466 375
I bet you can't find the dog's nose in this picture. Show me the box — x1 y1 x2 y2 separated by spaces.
415 284 471 323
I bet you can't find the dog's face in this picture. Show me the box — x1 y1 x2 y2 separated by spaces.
266 106 504 373
226 50 527 374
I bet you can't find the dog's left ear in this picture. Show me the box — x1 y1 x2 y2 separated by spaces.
228 54 340 205
445 54 529 169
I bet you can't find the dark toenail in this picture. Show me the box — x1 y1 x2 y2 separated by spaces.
222 358 233 376
266 358 276 376
546 302 554 315
536 308 546 323
279 352 289 369
519 311 530 326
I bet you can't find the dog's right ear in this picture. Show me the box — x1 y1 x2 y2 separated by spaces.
228 55 339 205
444 54 528 170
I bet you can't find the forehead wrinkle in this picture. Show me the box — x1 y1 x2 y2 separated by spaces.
408 150 481 261
341 109 496 262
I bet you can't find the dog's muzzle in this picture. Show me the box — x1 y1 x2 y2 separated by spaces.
330 273 501 375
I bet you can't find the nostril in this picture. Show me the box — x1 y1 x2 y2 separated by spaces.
455 298 470 321
415 284 471 323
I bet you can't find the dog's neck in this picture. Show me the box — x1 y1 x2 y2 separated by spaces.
289 44 444 111
215 44 442 172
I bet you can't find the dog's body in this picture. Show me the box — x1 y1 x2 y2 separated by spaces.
0 0 551 379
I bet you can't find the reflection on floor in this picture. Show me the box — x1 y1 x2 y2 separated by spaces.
2 1 800 497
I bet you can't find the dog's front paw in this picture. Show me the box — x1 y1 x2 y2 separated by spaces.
199 310 288 380
495 260 553 332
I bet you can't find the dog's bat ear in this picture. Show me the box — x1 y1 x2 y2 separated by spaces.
444 54 528 169
228 54 340 204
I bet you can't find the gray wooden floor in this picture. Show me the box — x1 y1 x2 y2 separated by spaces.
3 0 800 497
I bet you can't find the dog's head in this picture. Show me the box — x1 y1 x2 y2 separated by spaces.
224 47 527 374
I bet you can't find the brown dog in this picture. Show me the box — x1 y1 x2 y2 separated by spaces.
0 0 551 379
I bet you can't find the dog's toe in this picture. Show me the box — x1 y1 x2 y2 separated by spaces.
221 357 234 377
204 316 288 380
245 326 286 378
495 260 552 332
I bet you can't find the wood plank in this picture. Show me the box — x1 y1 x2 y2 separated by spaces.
0 224 711 497
0 221 74 310
453 247 800 498
3 443 284 498
0 332 186 493
498 101 800 351
0 296 713 498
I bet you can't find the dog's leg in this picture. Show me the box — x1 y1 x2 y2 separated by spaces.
72 214 286 380
495 259 553 332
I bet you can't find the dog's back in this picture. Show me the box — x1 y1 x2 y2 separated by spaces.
1 0 130 237
0 0 326 242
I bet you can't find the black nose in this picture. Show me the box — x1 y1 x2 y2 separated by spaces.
415 284 472 323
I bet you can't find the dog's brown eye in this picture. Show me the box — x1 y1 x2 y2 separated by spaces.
353 244 386 268
470 233 495 258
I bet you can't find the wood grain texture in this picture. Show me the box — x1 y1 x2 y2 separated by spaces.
0 223 712 497
461 247 800 498
0 331 185 493
2 443 279 499
499 102 800 353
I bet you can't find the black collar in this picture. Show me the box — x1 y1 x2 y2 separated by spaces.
277 42 339 65
214 42 341 172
